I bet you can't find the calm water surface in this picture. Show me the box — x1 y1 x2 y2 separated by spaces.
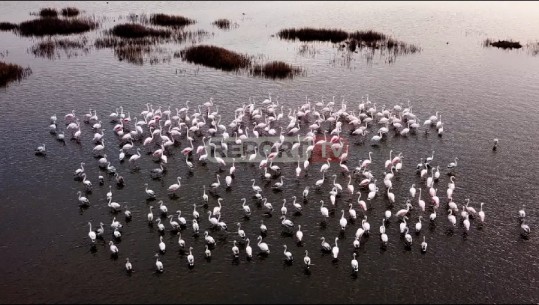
1 1 539 303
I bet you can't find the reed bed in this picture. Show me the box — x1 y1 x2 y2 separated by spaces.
39 8 58 18
61 7 80 17
0 22 18 31
179 45 251 71
18 17 98 36
278 27 349 43
110 23 171 39
0 61 32 87
279 27 421 56
251 61 301 79
149 13 195 28
483 39 522 49
212 19 232 30
30 37 89 59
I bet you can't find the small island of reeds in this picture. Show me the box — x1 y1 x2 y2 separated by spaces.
30 37 90 59
61 7 80 17
17 17 98 36
277 27 420 57
483 39 522 49
39 8 58 18
251 61 302 79
149 13 195 28
180 45 250 71
110 23 171 39
0 22 19 31
0 61 32 87
212 19 234 30
277 28 349 43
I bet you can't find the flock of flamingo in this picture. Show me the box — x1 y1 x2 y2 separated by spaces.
37 94 531 274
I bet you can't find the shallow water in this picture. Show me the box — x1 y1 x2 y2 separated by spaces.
1 1 539 303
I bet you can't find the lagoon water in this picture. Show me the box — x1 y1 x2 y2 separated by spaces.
1 1 539 303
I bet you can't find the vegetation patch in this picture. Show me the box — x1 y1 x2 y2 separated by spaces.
278 27 420 64
149 13 195 28
277 27 349 43
30 37 90 59
251 61 301 79
111 23 171 39
95 28 209 65
61 7 80 17
212 18 238 30
18 17 98 36
483 39 522 49
0 61 32 87
39 8 58 18
0 22 19 31
179 45 251 71
347 30 420 54
528 42 539 56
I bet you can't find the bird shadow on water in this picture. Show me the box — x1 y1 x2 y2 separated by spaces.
89 244 98 254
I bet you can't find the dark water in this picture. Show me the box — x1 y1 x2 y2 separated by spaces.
1 1 539 303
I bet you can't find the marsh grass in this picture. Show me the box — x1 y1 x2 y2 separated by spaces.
30 37 90 59
278 28 349 43
39 8 58 18
251 61 302 79
527 41 539 56
61 7 80 17
18 17 98 36
0 22 19 31
149 13 195 28
483 39 522 49
280 27 420 57
212 19 238 30
111 23 171 39
0 61 32 87
180 45 251 71
95 28 209 65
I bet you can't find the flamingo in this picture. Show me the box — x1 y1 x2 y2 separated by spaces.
415 216 423 233
77 191 89 206
339 210 348 230
362 216 370 234
144 183 156 199
155 254 164 272
421 236 428 252
168 176 181 194
257 236 270 254
205 231 216 245
331 237 339 259
479 203 485 223
245 239 253 259
304 250 313 269
315 172 325 188
128 148 141 166
187 247 194 267
396 201 412 218
448 209 457 227
351 253 359 272
320 200 329 220
109 241 119 255
87 222 96 243
447 157 458 169
356 192 367 211
418 189 425 212
409 184 416 198
283 245 293 261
